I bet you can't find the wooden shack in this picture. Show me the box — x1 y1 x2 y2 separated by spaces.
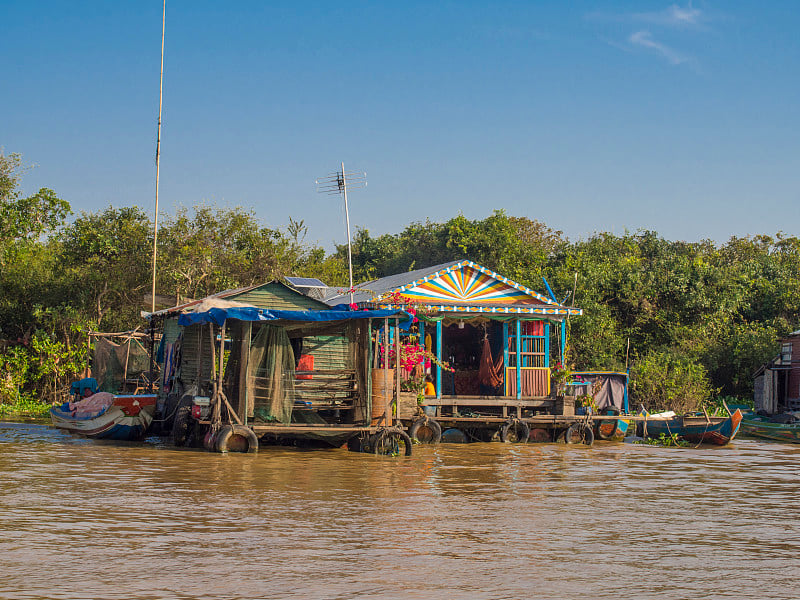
148 281 413 453
149 281 332 422
755 329 800 413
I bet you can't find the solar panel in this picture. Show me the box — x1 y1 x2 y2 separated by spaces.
285 277 327 288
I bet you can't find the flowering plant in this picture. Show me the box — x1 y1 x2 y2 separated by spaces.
378 338 454 405
377 290 438 322
550 361 573 396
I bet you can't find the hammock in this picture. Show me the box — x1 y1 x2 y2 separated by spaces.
479 337 504 389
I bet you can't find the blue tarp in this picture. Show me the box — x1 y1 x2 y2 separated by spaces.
177 307 413 329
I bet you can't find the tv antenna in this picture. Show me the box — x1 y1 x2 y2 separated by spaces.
316 163 367 305
151 0 166 315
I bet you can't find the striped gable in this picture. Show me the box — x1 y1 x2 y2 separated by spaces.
388 261 555 306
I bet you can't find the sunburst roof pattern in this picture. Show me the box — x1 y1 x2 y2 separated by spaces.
392 261 555 306
400 264 534 305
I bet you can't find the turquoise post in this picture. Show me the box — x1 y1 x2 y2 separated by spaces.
436 319 442 398
544 322 550 367
515 318 522 399
503 321 509 396
560 320 566 363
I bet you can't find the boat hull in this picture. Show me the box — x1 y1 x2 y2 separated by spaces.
643 409 743 446
596 417 630 441
741 418 800 444
50 394 157 440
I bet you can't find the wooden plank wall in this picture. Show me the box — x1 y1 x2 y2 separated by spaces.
234 282 330 311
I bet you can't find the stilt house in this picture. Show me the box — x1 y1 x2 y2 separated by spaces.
755 329 800 413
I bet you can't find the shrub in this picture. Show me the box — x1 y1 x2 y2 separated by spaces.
630 350 714 414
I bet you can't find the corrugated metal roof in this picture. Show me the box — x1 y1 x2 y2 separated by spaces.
322 261 464 305
147 284 263 317
148 280 329 317
321 260 573 312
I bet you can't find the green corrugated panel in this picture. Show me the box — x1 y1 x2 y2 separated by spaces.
177 323 215 389
163 318 181 346
294 334 352 401
233 282 329 310
303 335 349 371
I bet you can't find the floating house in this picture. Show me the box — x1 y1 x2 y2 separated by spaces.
143 262 584 452
319 260 582 420
754 329 800 413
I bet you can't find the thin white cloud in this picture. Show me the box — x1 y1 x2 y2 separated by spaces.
628 30 688 65
634 3 704 28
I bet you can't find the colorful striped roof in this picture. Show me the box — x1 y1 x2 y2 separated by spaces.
324 260 581 316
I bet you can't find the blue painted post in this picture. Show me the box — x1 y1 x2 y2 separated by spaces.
503 322 509 396
624 370 630 413
436 319 442 398
515 318 522 399
418 321 425 348
544 322 550 368
560 320 566 363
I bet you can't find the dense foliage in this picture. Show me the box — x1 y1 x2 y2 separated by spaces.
2 151 798 412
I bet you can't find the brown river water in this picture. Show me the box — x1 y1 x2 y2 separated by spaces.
1 421 799 600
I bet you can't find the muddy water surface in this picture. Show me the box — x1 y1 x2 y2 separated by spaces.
1 422 798 599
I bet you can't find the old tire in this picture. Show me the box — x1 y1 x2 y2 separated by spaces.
171 395 194 447
409 417 442 444
216 424 260 453
565 423 594 446
372 429 413 456
500 420 530 443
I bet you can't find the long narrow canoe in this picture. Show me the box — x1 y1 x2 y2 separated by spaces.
50 394 157 440
642 409 743 446
740 415 800 443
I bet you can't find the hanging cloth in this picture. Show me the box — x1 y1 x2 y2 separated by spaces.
479 337 504 389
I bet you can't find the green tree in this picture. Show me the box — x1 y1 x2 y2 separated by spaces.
57 206 152 330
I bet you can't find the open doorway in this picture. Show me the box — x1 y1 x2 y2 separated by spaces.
440 320 504 396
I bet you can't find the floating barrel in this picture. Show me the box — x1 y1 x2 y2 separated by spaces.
529 428 551 443
441 428 468 443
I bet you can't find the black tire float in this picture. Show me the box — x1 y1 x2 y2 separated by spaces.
564 423 594 446
500 419 530 443
171 395 194 447
215 424 260 453
371 429 413 456
409 416 442 444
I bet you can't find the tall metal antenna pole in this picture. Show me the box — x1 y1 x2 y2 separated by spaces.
340 162 354 304
151 0 166 315
316 165 367 306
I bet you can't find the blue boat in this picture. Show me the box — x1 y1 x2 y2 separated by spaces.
50 393 157 440
641 409 743 446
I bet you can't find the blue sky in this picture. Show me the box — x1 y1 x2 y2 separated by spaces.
2 1 798 249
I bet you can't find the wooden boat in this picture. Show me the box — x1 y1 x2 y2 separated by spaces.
595 414 631 441
740 414 800 443
641 408 743 446
50 393 157 440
